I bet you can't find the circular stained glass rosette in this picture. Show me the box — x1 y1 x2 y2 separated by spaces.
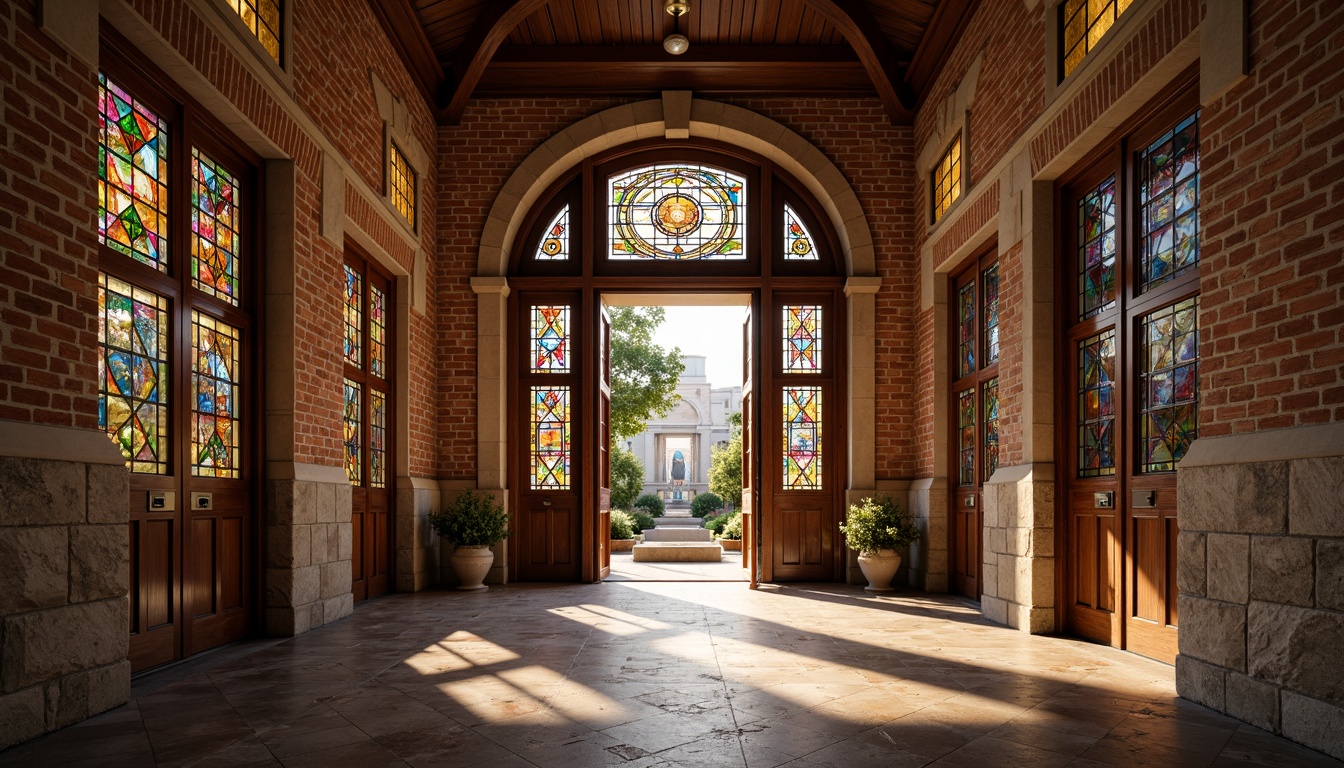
609 165 746 260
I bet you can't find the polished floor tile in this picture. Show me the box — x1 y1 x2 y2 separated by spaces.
1 581 1338 767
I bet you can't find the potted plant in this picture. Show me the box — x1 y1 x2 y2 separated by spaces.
839 496 920 592
610 509 637 552
430 490 510 591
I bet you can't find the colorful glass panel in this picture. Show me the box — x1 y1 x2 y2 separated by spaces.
370 388 387 488
98 73 169 271
958 281 975 378
370 284 387 379
1077 330 1117 477
531 305 570 373
783 386 822 490
343 265 363 367
783 305 822 373
1062 0 1134 78
933 135 962 221
783 204 818 261
1140 113 1200 291
537 205 570 261
1141 297 1199 472
531 387 571 489
229 0 282 62
389 141 416 229
982 263 1000 366
957 388 975 486
983 378 1000 481
191 312 242 478
1078 175 1117 319
609 164 746 260
98 273 170 474
191 149 241 304
343 379 362 484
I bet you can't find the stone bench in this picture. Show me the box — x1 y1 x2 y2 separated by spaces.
632 542 723 562
642 527 712 542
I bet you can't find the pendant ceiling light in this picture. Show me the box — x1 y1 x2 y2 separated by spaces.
664 0 690 55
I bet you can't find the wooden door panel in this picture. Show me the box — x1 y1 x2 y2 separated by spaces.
352 486 367 602
187 516 217 619
185 486 250 656
952 489 979 597
520 497 580 581
772 500 831 580
1125 478 1178 663
370 493 390 596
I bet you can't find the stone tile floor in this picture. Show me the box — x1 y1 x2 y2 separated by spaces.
606 551 748 581
2 582 1338 767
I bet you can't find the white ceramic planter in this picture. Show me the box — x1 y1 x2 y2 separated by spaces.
449 545 494 591
856 549 901 592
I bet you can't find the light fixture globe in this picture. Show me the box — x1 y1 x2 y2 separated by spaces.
663 32 689 55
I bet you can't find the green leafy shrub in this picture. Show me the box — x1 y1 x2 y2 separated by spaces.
719 511 743 540
838 496 920 555
429 490 510 548
610 509 636 540
630 509 656 534
633 493 665 518
690 492 724 518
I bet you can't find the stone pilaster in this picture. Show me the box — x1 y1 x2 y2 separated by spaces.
396 477 441 592
904 478 948 591
264 462 354 635
980 463 1055 632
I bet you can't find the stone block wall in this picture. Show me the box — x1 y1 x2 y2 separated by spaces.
264 464 354 636
1176 422 1344 760
904 480 947 591
396 478 441 592
981 464 1056 633
0 423 131 750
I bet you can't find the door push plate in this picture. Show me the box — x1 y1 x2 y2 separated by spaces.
148 491 175 511
1094 491 1114 509
964 496 976 507
1133 489 1157 508
190 492 213 511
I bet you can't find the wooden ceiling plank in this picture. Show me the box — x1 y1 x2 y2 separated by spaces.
443 0 555 123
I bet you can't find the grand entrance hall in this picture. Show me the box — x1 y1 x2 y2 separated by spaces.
2 0 1341 762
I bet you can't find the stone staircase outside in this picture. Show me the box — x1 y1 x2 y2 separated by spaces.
633 511 722 562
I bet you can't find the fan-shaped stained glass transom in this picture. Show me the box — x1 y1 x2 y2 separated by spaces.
608 164 746 260
537 205 570 261
783 204 818 261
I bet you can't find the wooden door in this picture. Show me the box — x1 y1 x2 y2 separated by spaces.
515 294 583 581
741 309 757 585
346 258 393 603
598 304 612 579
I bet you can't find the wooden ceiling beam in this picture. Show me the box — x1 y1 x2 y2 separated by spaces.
806 0 913 124
905 0 982 105
365 0 446 109
443 0 555 124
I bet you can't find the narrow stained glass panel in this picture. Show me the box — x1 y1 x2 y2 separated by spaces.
99 273 169 474
531 305 570 373
229 0 282 62
609 164 746 260
98 73 169 271
370 388 387 488
1140 113 1200 291
531 387 571 489
389 142 416 229
957 388 975 486
783 386 822 490
783 204 819 261
344 379 362 484
783 305 822 373
982 263 1000 365
1141 297 1199 473
1078 175 1117 319
370 284 387 379
537 205 570 261
958 281 975 378
933 135 962 221
343 265 363 367
1077 329 1117 477
192 312 242 478
983 378 1000 481
192 149 241 304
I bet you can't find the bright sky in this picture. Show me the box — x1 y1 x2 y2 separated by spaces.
649 305 746 389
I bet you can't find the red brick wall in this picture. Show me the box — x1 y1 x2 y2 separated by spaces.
1197 0 1344 434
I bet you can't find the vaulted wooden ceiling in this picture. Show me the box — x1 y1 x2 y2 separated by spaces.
368 0 979 125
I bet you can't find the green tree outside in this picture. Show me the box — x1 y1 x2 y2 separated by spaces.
609 441 644 510
609 306 684 440
709 411 743 509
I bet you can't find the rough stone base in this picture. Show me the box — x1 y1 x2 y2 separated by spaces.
264 464 354 636
980 463 1055 633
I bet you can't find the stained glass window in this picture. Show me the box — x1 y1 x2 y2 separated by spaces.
370 388 387 488
191 149 241 304
1141 298 1198 472
531 387 571 489
343 379 362 484
537 205 570 261
389 142 416 229
191 312 241 477
98 73 169 271
609 164 746 260
229 0 282 63
370 284 387 379
1062 0 1134 78
933 135 962 222
783 305 822 373
1140 113 1200 291
1077 330 1116 477
982 263 1000 366
783 386 822 490
958 281 975 378
956 388 975 486
983 378 1000 481
783 204 818 261
343 265 363 367
1078 175 1117 319
98 273 170 474
531 305 570 373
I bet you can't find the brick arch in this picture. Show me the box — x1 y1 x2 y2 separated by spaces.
475 98 875 277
